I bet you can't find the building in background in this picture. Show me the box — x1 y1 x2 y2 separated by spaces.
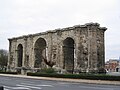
105 59 120 72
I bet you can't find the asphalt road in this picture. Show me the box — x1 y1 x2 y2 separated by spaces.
0 76 120 90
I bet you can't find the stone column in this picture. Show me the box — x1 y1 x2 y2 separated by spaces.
97 27 107 72
14 39 17 71
101 29 106 69
30 36 35 69
73 28 81 73
74 42 79 73
87 23 99 73
47 32 53 67
22 36 27 74
76 27 89 73
7 39 12 71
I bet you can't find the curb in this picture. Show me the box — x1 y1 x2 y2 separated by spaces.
0 74 120 85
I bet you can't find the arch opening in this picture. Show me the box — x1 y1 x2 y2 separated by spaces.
63 37 74 73
17 44 23 74
34 38 47 68
17 44 23 67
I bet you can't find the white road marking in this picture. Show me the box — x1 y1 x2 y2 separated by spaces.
37 85 53 87
12 87 31 90
4 83 53 90
21 83 53 87
4 86 30 90
16 84 42 89
4 89 9 90
56 82 70 86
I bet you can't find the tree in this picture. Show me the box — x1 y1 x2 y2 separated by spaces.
41 55 56 68
0 49 8 71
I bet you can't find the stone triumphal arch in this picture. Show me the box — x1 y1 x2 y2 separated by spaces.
7 23 107 74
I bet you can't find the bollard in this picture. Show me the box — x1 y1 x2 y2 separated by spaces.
0 86 4 90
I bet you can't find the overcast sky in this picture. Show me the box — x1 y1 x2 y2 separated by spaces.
0 0 120 61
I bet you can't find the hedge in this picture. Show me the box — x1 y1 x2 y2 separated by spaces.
0 71 17 74
27 72 120 81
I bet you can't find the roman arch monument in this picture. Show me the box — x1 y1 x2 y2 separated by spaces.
7 23 107 74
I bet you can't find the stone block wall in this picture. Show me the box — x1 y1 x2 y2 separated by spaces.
7 23 107 74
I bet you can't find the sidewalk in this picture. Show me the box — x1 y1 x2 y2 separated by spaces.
0 74 120 85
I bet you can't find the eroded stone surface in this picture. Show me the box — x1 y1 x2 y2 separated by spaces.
7 23 107 74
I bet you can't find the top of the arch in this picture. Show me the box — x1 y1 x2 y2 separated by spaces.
8 22 107 40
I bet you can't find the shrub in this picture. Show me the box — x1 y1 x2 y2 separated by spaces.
40 68 56 74
98 68 106 74
0 71 17 74
27 72 120 81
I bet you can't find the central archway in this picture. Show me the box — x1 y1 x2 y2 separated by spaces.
34 38 47 68
63 37 74 73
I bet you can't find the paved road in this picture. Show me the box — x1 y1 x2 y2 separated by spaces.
0 76 120 90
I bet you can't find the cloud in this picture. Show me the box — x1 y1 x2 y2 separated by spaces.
0 0 120 61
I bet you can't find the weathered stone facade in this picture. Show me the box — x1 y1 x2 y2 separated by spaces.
7 23 107 74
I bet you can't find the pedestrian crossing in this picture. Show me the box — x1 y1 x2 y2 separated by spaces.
4 83 53 90
4 86 30 90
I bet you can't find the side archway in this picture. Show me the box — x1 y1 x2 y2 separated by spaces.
63 37 74 73
17 44 23 74
17 44 23 67
34 38 47 68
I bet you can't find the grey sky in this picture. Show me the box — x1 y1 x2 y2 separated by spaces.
0 0 120 61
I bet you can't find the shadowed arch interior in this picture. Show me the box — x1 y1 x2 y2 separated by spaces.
17 44 23 67
34 38 46 68
63 37 74 73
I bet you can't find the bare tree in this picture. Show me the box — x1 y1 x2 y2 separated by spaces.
41 55 55 68
0 49 8 71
